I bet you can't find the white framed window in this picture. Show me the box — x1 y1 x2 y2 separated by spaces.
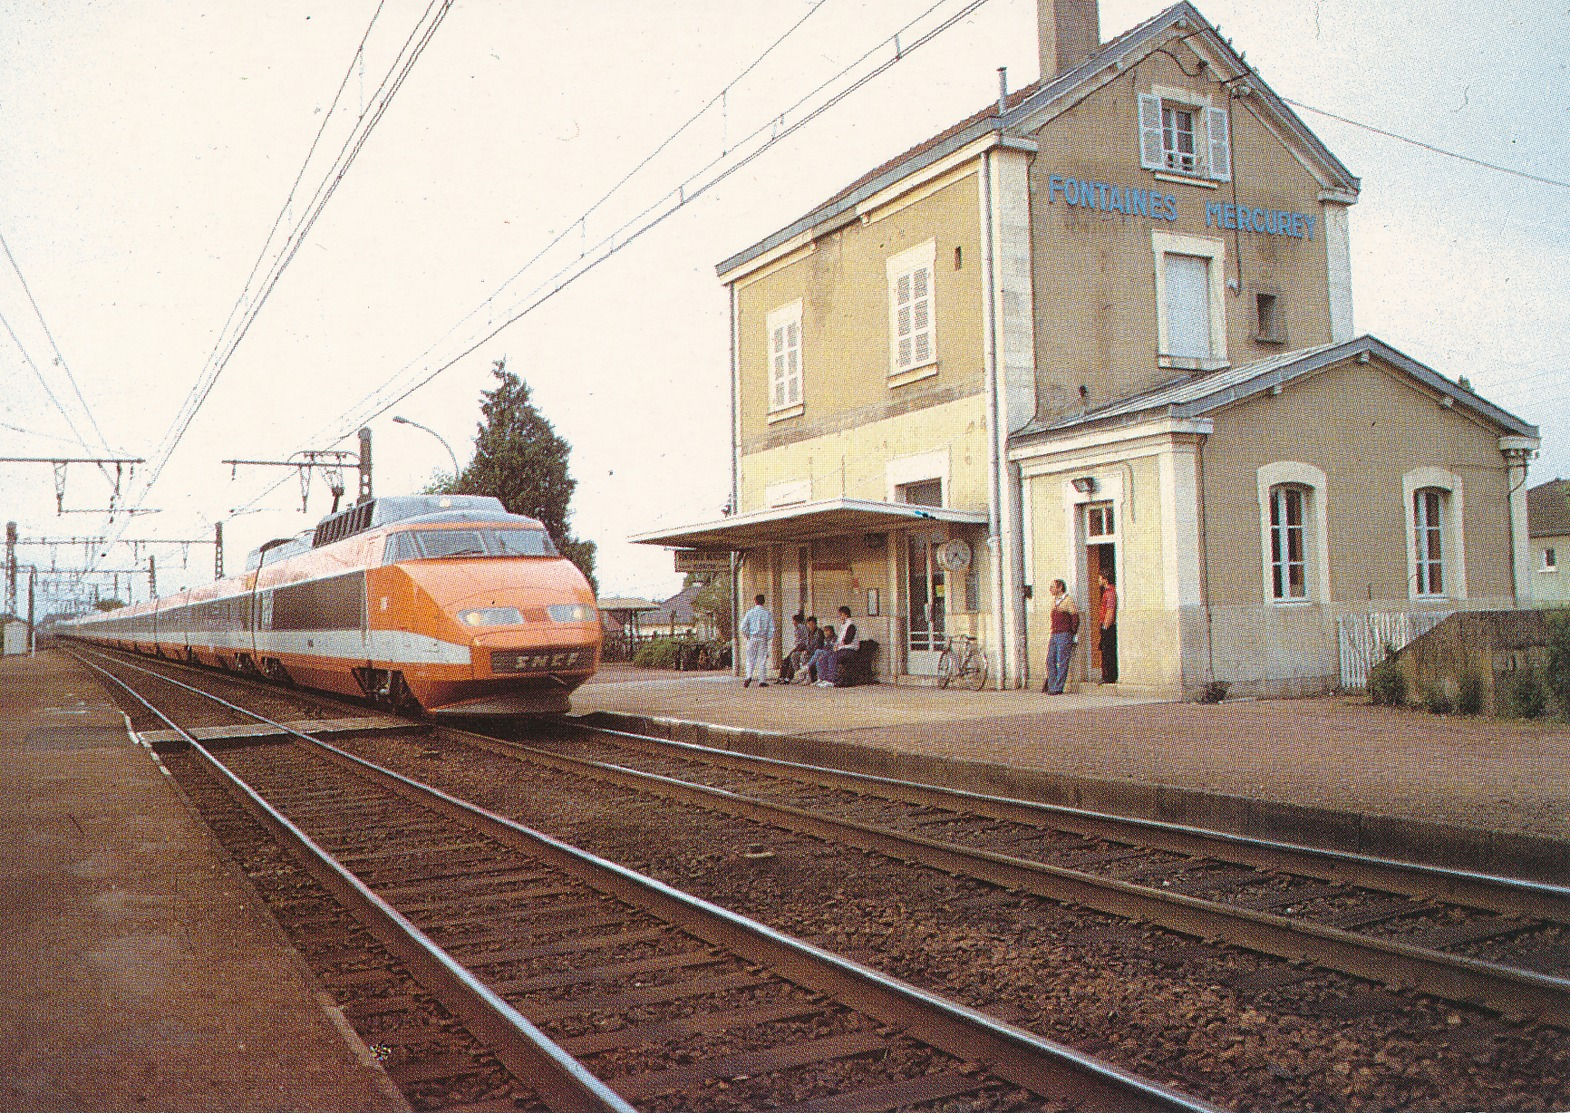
1086 501 1115 540
1413 488 1445 595
1544 546 1559 572
766 299 803 415
1269 485 1310 601
1152 231 1227 370
1402 467 1466 601
1139 91 1231 181
886 449 949 505
886 241 937 383
1256 462 1330 605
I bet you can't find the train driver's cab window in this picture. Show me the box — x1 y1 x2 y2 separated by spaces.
385 528 557 562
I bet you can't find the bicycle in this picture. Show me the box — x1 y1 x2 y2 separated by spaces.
936 633 988 690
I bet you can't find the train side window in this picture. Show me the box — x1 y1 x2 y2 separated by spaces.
385 534 416 563
490 529 556 557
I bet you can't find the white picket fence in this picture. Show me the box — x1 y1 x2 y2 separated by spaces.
1337 610 1453 691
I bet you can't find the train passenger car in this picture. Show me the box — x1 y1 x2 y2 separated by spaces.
65 494 601 716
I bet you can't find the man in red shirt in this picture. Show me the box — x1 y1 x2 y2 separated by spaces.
1098 571 1118 684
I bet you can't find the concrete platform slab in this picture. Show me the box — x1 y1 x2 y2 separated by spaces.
572 665 1570 884
0 650 405 1111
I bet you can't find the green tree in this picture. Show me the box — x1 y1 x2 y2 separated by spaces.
689 570 733 642
442 358 597 588
94 597 126 612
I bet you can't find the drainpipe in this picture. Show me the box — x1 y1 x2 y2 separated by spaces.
979 147 1016 688
729 281 743 673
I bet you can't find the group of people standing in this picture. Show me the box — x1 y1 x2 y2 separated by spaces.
738 576 1118 695
1043 572 1117 695
738 596 860 688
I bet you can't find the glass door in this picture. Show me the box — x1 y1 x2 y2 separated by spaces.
906 529 947 675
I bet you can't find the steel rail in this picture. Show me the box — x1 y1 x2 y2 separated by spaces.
440 722 1570 1030
76 647 1205 1112
72 650 633 1114
568 719 1570 923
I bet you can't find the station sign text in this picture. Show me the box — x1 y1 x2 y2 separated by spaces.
1046 173 1317 241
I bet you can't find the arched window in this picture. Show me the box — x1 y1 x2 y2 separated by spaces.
1269 484 1310 601
1256 462 1329 605
1413 487 1446 597
1403 468 1465 601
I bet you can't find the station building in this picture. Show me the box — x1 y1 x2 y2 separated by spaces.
1528 479 1570 604
633 0 1540 697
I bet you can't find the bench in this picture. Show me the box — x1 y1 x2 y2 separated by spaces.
833 639 880 687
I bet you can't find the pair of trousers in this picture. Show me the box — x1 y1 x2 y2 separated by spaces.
744 636 771 682
1100 624 1118 683
1045 633 1076 694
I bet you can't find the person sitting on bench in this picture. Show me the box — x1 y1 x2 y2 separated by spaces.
803 624 836 685
828 606 859 687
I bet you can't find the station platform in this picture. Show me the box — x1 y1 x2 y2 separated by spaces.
571 664 1570 885
0 650 404 1111
6 650 1568 1110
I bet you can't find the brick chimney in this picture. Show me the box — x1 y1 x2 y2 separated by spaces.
1038 0 1100 81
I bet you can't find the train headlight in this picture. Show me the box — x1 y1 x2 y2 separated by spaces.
457 607 523 626
547 603 594 623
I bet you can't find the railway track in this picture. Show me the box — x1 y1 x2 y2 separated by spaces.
510 719 1570 1030
74 647 1200 1112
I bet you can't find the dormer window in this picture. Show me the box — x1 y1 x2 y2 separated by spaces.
1162 103 1198 173
1139 92 1231 182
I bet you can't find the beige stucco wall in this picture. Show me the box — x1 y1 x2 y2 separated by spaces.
1025 48 1338 421
739 394 991 512
1198 355 1519 691
1022 452 1183 694
734 168 987 463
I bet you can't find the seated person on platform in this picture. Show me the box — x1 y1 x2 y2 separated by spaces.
793 617 823 683
830 605 860 686
780 612 810 682
804 625 837 685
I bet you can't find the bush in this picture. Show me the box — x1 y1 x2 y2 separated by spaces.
1544 610 1570 715
1421 682 1454 716
1455 669 1485 716
1502 668 1548 720
1199 681 1230 704
631 638 681 670
1367 656 1407 707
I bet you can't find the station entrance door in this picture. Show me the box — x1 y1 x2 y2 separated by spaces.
906 529 947 675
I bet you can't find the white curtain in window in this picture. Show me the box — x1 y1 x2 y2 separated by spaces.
1165 253 1212 359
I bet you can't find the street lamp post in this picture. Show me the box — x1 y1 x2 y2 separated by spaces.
393 415 460 481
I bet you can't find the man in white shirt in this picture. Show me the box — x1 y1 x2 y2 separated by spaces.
738 594 775 687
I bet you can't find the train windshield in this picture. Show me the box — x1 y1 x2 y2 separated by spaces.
385 528 557 562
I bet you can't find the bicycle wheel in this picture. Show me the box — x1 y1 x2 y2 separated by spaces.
936 648 956 688
961 648 988 690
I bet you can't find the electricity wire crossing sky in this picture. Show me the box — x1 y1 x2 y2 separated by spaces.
1 0 1566 615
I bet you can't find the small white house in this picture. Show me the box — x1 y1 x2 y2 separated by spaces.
2 620 30 656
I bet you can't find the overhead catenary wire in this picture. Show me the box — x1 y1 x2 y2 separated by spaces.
228 0 996 522
124 0 454 534
280 0 998 480
191 0 393 401
325 0 841 437
0 228 117 461
1283 97 1570 192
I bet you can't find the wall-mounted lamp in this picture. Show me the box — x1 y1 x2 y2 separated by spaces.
1071 477 1098 495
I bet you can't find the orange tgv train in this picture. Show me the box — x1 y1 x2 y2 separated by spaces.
62 495 601 716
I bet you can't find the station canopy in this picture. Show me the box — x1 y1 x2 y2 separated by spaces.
629 497 989 552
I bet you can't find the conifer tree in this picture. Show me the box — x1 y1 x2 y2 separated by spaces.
446 358 597 588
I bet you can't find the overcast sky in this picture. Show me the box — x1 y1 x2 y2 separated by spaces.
3 0 1566 614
